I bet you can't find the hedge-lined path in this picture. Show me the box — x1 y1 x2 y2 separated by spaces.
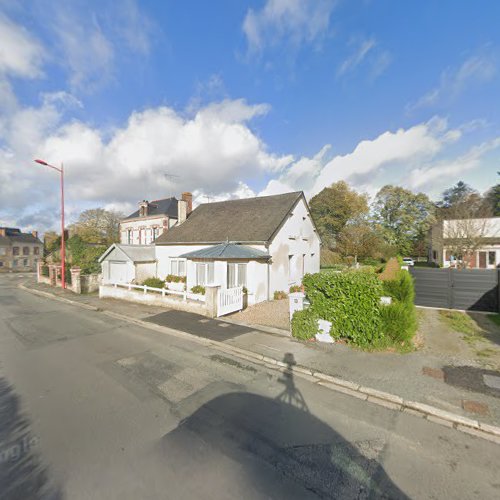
19 275 500 429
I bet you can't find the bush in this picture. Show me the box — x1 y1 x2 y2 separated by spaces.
378 257 400 281
142 277 165 288
382 270 415 304
191 285 205 295
166 274 186 283
380 301 417 344
274 290 288 300
289 285 302 293
41 265 49 277
291 309 318 340
303 271 383 346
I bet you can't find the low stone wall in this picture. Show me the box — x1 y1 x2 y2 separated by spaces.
81 274 100 294
99 285 207 315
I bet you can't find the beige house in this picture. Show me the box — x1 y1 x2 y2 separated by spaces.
0 227 43 272
429 217 500 268
119 192 192 245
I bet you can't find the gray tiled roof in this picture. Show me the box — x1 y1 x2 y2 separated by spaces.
98 244 156 263
123 198 179 220
0 228 42 246
155 191 303 245
180 243 270 260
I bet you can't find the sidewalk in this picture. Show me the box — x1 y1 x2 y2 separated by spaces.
22 279 500 430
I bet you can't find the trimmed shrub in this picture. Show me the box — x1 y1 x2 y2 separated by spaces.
41 265 49 277
274 290 288 300
378 257 400 281
191 285 205 295
380 301 417 344
142 277 165 288
303 271 383 346
291 308 318 340
382 270 415 304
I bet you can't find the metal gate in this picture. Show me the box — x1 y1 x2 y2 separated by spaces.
217 286 243 317
410 268 499 312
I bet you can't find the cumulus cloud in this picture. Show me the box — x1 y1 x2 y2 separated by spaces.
0 12 44 78
259 117 463 198
242 0 335 53
408 49 497 111
0 97 291 231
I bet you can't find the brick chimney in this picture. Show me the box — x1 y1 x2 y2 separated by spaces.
139 200 149 217
181 192 193 214
31 230 38 239
0 228 5 237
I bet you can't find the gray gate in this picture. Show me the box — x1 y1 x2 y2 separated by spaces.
410 268 499 312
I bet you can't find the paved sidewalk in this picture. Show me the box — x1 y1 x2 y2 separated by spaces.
22 278 500 427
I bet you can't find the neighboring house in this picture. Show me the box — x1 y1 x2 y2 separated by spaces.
99 244 157 283
0 227 43 272
154 191 320 304
429 217 500 268
119 192 192 245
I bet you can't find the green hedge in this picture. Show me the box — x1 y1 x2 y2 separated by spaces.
291 308 318 340
142 277 165 288
303 271 383 346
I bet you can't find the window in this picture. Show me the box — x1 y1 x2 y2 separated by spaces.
0 248 6 255
288 255 294 281
195 262 214 285
34 247 39 255
23 259 28 266
0 261 3 267
489 252 496 266
13 247 19 256
13 259 18 267
153 227 160 241
145 228 152 244
432 250 437 260
127 229 133 244
171 259 186 276
227 263 247 288
23 247 29 255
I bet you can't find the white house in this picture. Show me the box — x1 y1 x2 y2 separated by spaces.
100 191 321 305
154 191 321 304
429 217 500 268
119 192 193 245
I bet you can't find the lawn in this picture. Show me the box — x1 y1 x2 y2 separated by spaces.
488 313 500 327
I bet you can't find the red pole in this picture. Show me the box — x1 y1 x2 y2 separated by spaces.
60 163 66 289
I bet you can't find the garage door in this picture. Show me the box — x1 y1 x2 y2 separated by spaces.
108 261 128 283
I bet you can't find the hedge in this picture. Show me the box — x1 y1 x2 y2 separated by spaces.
302 271 383 346
291 308 318 340
142 277 165 288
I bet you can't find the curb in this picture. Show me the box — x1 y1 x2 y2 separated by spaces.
19 282 500 445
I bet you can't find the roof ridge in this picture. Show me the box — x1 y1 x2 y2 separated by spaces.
198 191 302 207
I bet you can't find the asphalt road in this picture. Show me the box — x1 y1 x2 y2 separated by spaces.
0 274 499 499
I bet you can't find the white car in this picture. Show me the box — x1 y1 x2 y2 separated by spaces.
402 257 415 266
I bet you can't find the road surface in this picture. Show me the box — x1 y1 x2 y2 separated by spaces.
0 274 499 499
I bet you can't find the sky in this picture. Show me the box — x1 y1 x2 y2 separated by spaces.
0 0 499 232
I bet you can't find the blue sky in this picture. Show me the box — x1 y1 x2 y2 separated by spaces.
0 0 499 231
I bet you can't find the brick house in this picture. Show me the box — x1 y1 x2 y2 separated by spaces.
119 192 193 245
0 227 43 272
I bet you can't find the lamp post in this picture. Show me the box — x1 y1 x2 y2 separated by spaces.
34 159 66 289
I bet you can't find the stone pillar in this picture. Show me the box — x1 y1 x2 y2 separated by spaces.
48 265 56 286
71 267 81 294
289 292 305 319
37 261 43 283
205 285 220 318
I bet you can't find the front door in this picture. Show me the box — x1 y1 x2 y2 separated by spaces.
478 252 487 269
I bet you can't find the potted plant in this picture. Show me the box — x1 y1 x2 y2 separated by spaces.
165 274 186 292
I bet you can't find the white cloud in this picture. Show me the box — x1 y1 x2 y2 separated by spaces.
337 38 376 76
0 13 44 78
243 0 335 53
408 50 497 111
0 97 291 231
259 117 463 198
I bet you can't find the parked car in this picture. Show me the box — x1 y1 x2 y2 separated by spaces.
402 257 415 266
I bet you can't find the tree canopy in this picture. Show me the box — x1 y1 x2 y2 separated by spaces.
68 208 122 245
309 181 369 248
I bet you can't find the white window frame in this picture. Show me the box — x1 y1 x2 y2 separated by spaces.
195 262 214 285
170 258 186 276
127 229 133 244
0 248 6 256
227 263 247 288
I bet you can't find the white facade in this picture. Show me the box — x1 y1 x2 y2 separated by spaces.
100 244 157 284
154 197 320 304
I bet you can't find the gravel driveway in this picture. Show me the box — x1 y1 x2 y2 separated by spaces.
229 299 290 330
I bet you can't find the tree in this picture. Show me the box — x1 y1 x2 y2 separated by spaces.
309 181 369 248
437 181 476 209
373 185 435 256
337 221 380 265
69 208 123 245
484 172 500 216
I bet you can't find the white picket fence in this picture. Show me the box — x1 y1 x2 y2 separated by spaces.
105 281 205 302
217 286 243 317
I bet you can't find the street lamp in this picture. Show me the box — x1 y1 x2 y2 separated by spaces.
34 159 66 289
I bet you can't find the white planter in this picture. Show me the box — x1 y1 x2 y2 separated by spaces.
380 296 392 305
187 292 205 302
166 281 185 292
